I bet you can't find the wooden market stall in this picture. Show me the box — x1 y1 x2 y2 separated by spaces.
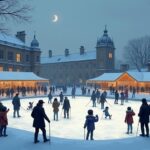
0 71 49 90
86 72 150 92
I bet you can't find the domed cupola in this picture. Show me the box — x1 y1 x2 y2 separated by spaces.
31 34 39 48
96 26 114 48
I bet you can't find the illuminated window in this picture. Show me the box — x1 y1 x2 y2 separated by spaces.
0 66 3 71
108 53 112 59
16 53 21 62
8 67 13 71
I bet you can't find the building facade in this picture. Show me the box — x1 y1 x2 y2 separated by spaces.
40 28 115 85
0 31 41 75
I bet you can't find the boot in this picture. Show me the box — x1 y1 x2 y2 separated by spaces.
34 133 39 143
44 139 50 143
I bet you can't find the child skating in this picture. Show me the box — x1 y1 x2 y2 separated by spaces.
27 102 34 110
103 106 112 119
124 106 135 134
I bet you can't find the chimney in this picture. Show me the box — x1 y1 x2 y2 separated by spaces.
49 50 52 58
16 31 26 43
65 49 69 56
120 64 129 72
80 46 85 55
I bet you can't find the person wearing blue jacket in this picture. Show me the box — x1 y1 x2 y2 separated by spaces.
84 109 99 140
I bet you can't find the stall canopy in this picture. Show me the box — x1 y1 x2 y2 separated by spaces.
0 71 49 89
86 71 150 91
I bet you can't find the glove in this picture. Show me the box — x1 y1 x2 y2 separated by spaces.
96 115 98 117
48 120 50 123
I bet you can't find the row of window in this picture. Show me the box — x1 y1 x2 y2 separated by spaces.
0 66 20 72
0 50 40 62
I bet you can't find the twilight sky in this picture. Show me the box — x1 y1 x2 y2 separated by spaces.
8 0 150 62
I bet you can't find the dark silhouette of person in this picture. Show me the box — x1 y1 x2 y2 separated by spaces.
31 100 50 143
138 98 150 137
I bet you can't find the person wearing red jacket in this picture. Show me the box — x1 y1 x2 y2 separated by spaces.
124 107 135 134
0 105 9 137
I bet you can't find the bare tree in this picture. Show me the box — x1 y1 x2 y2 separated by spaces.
124 36 150 72
0 0 31 33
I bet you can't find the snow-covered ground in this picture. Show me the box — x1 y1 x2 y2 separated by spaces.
0 96 150 150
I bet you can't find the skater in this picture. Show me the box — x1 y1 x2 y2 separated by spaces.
132 87 136 98
100 91 107 109
84 109 99 140
138 98 150 137
91 90 97 107
62 97 71 119
48 91 53 104
59 91 64 105
120 91 125 105
124 107 135 134
114 90 119 104
27 102 34 110
124 89 129 102
71 86 76 98
31 100 50 143
96 89 100 103
0 104 9 137
12 93 21 118
52 98 60 121
103 106 112 119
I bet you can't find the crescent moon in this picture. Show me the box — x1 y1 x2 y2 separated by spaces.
52 15 58 22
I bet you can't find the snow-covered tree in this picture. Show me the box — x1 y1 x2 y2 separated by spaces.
0 0 31 33
124 36 150 72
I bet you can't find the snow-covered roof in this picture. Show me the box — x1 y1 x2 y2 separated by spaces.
88 72 123 82
127 71 150 82
0 71 48 81
0 34 40 51
41 51 96 64
87 71 150 82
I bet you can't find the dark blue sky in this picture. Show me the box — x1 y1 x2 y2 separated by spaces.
9 0 150 62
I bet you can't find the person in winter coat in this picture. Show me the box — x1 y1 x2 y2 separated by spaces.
114 90 119 104
12 93 21 118
124 107 135 134
59 92 64 105
48 91 53 104
84 109 99 140
100 92 107 109
31 100 50 143
52 98 60 121
0 106 9 137
103 106 112 119
138 98 150 137
71 86 76 98
91 90 97 107
96 89 100 103
120 91 125 105
62 97 71 119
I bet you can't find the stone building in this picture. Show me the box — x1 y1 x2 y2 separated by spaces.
0 31 41 75
40 27 115 85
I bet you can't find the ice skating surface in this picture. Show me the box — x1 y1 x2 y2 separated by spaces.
2 96 142 140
